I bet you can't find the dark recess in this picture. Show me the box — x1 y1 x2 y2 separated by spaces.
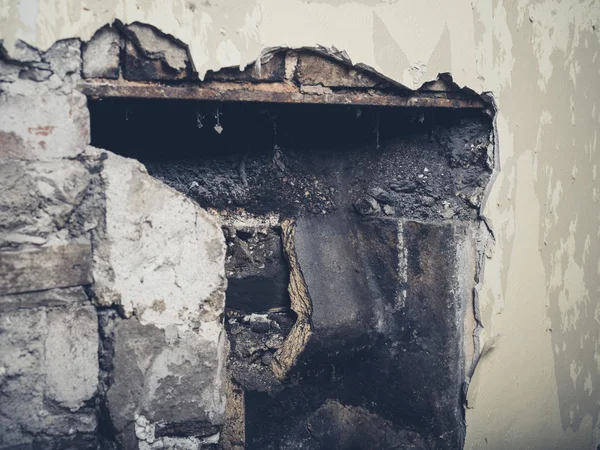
89 98 491 450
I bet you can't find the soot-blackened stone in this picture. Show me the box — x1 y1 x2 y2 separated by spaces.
244 215 475 449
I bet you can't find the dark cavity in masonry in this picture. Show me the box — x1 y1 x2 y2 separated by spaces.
90 98 493 449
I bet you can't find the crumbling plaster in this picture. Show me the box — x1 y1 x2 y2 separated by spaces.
1 0 599 448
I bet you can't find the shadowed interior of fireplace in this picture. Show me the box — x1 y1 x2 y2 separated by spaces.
90 98 492 449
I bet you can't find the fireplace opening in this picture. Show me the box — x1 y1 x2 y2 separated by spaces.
89 96 492 449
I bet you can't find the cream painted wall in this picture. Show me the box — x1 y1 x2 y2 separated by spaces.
1 0 599 448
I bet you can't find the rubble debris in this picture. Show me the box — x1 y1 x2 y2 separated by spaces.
225 309 294 393
223 222 290 312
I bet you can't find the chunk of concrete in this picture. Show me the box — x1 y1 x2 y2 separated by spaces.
83 26 122 79
122 23 193 81
296 52 382 88
42 39 82 81
0 159 91 249
89 147 226 327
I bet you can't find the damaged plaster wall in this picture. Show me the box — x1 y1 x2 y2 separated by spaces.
1 0 600 449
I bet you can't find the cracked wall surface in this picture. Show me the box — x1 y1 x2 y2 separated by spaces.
1 1 600 449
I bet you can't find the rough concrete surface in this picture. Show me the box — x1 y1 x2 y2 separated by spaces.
83 26 122 79
0 158 91 248
88 147 227 328
86 147 228 448
101 316 226 448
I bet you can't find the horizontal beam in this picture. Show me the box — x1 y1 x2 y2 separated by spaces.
79 80 487 109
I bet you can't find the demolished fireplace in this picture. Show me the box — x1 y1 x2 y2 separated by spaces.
79 22 494 449
90 95 492 449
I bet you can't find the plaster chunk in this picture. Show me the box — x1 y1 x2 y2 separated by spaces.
83 26 122 79
125 23 189 72
89 147 226 328
44 305 99 409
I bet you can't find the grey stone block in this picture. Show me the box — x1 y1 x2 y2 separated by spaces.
105 317 226 447
0 87 90 160
0 40 90 161
0 286 89 312
45 305 99 409
0 159 91 249
42 39 82 81
0 302 99 448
